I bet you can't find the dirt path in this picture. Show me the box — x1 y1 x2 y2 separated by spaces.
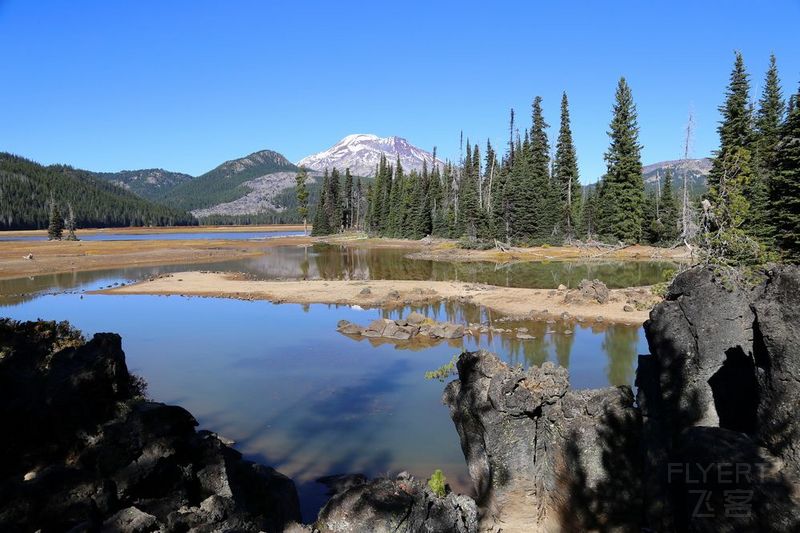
94 271 659 324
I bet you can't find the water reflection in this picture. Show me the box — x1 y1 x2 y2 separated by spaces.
2 289 647 520
0 244 676 306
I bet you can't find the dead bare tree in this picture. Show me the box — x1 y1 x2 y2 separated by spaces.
680 109 696 255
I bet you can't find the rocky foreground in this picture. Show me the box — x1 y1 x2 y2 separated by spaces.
2 265 799 532
442 265 800 532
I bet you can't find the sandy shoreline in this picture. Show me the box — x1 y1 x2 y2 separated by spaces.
0 237 315 280
0 224 307 238
93 271 659 324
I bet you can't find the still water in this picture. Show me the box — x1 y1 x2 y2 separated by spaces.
0 244 662 520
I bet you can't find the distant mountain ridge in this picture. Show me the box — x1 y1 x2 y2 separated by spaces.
91 168 193 200
159 150 299 212
642 157 711 194
297 134 444 177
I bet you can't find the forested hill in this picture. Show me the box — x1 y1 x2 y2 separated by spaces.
0 153 197 230
91 168 193 200
159 149 298 212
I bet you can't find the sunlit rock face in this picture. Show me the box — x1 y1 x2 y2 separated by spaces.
443 350 642 531
443 266 800 532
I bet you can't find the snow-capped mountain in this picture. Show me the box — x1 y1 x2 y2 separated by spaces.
297 134 444 177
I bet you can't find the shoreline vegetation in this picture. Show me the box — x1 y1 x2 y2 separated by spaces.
93 271 659 324
0 227 689 281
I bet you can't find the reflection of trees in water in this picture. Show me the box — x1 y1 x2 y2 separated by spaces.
601 325 639 386
308 245 674 288
554 323 577 368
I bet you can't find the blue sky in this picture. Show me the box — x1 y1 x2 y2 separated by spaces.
1 1 798 183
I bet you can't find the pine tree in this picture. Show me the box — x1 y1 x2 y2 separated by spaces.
457 141 482 238
553 92 581 240
579 187 598 238
343 168 354 229
705 52 775 256
311 170 331 236
387 157 405 236
327 168 342 231
771 84 800 261
295 168 310 235
65 203 79 241
755 55 785 163
643 189 662 244
528 96 553 240
412 169 432 238
47 195 64 240
708 52 754 201
660 169 680 243
354 177 363 229
597 78 645 243
754 54 785 242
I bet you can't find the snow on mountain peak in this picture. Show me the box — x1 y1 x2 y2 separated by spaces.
297 134 444 177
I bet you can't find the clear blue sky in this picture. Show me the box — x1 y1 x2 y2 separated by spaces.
1 1 798 183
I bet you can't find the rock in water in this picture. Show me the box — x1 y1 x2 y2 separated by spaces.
0 319 300 532
443 350 641 531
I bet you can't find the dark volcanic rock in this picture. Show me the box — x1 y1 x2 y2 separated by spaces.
316 473 477 533
639 266 800 531
336 315 465 341
0 319 300 532
443 350 641 531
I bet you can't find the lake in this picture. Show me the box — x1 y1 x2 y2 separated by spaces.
0 243 666 520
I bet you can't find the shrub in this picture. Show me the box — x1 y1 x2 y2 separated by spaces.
428 469 447 497
424 355 459 381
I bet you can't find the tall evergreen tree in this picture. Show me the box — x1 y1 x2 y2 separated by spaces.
326 168 342 231
755 55 786 163
457 141 483 238
553 92 581 239
708 52 754 203
579 188 598 238
311 170 331 236
530 96 555 239
597 77 645 243
295 168 310 235
354 177 363 229
343 168 354 229
754 54 785 241
771 84 800 261
47 195 64 240
704 52 773 255
660 169 680 243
